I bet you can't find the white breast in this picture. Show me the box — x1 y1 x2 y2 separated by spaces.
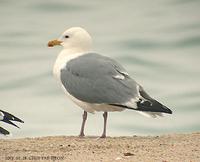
53 50 85 80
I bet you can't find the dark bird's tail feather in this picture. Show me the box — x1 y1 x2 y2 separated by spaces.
0 127 10 135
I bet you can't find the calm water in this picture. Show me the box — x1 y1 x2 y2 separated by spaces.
0 0 200 138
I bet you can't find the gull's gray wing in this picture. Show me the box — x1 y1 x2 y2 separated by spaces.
60 53 139 104
60 53 172 114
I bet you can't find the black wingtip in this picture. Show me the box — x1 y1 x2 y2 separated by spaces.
137 100 173 114
137 86 173 114
109 103 173 114
163 105 173 114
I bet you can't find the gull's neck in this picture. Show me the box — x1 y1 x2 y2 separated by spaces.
58 47 91 61
62 47 90 54
63 43 93 55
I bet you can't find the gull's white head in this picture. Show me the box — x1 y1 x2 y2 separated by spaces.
48 27 92 52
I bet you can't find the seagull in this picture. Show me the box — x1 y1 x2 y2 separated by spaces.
0 109 24 135
48 27 172 138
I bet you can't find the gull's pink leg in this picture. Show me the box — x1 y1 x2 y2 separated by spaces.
79 111 87 137
100 112 108 138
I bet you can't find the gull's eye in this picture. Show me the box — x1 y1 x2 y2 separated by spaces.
65 35 69 38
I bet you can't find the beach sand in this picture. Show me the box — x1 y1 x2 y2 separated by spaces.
0 132 199 162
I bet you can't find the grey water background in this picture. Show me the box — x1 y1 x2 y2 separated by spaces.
0 0 199 138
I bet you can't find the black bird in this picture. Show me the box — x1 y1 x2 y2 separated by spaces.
0 110 24 135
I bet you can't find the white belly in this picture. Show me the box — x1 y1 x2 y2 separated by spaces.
61 85 124 113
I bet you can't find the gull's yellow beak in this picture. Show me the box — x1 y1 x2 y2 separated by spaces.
47 39 63 47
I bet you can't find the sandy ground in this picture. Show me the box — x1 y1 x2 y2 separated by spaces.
0 132 199 162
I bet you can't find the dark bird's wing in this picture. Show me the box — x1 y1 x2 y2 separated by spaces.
0 109 24 129
0 110 24 123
